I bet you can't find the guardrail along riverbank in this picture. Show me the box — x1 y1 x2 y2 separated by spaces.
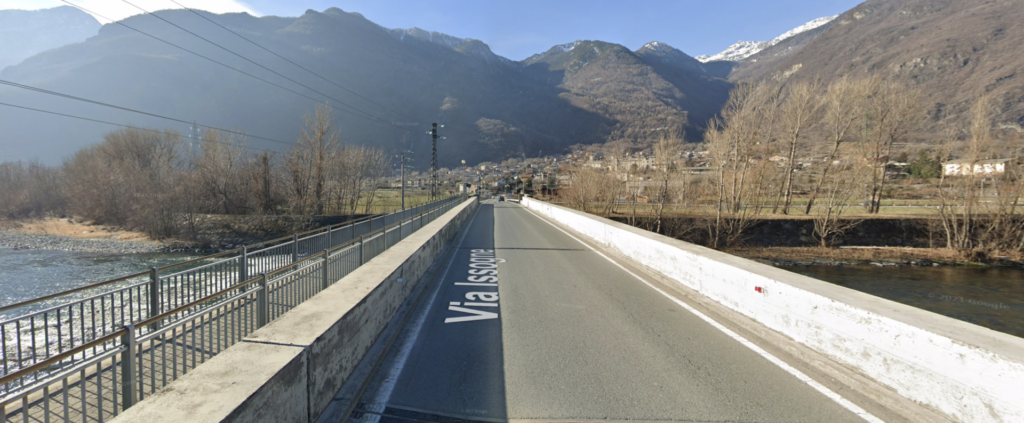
0 196 464 423
113 196 479 422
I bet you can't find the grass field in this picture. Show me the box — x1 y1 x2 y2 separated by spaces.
356 189 451 214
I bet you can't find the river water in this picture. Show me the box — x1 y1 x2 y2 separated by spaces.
781 265 1024 339
1 248 1021 339
0 248 197 317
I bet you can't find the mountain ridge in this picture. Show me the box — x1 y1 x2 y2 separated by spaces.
729 0 1024 132
0 8 729 166
696 15 837 63
0 6 100 71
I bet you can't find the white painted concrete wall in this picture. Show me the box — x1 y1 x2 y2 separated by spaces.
114 198 479 423
522 197 1024 423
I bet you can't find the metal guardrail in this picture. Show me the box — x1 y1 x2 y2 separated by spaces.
0 196 465 422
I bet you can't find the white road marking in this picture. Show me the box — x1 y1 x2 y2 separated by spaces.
361 209 480 422
521 205 885 423
444 306 499 323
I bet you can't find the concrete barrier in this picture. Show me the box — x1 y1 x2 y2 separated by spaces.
521 197 1024 423
114 198 479 423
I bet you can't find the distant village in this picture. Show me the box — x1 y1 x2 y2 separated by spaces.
386 147 1022 199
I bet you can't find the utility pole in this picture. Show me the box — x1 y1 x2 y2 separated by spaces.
401 152 406 210
431 123 439 200
428 123 444 200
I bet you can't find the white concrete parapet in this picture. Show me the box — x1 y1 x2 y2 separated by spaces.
522 197 1024 423
114 198 479 423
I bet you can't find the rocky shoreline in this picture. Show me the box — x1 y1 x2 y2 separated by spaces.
726 246 1024 269
751 256 1024 269
0 228 184 254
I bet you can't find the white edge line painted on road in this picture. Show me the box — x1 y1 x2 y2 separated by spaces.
520 205 885 423
362 208 481 420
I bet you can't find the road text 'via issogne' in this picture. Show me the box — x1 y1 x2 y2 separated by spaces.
445 249 503 323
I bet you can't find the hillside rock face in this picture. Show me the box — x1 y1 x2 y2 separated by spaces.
731 0 1024 131
523 40 730 151
0 8 728 166
0 6 100 71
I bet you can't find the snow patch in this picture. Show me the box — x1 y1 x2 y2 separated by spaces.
696 15 837 62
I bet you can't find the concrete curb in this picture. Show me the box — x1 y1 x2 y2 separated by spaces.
521 197 1024 423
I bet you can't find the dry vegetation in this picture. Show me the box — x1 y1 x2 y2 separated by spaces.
3 218 152 241
556 76 1024 263
0 103 393 241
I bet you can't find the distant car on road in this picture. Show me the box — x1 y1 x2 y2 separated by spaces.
498 196 505 202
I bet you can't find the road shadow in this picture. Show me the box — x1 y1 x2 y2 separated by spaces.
353 203 508 423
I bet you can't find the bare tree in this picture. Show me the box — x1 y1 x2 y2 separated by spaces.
774 79 823 214
705 82 781 248
812 154 869 247
563 164 605 214
806 77 870 214
196 129 251 215
64 127 181 237
861 81 923 214
651 136 682 233
360 147 390 214
288 103 339 217
936 95 1005 257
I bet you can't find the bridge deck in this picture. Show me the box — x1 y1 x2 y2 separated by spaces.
338 201 872 423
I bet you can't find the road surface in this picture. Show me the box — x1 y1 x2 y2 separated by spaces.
339 200 872 423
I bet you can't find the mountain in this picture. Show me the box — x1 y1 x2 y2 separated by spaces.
0 8 729 166
522 40 731 151
696 15 837 63
0 6 100 70
635 41 707 75
729 0 1024 133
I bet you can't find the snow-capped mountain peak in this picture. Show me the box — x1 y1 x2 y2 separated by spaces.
696 15 837 63
641 41 669 52
555 41 580 52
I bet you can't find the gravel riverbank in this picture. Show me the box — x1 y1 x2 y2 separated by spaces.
0 228 168 254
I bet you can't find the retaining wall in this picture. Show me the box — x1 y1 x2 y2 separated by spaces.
114 198 479 423
522 197 1024 423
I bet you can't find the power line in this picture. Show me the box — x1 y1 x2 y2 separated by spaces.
0 79 294 146
167 0 419 123
60 0 413 133
0 101 284 155
120 0 408 129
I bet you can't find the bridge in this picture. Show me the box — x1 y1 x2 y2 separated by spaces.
2 196 1022 422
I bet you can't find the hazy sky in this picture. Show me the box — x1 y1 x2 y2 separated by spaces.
2 0 864 60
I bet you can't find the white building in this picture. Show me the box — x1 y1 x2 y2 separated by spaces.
942 158 1015 177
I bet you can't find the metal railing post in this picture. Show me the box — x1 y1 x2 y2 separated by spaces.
322 250 330 291
239 246 248 284
328 225 333 248
121 325 137 409
257 274 268 327
359 235 365 265
148 268 161 321
292 233 299 263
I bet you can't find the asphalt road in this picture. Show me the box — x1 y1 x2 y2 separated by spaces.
347 200 869 423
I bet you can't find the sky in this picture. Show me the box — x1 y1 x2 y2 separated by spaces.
0 0 864 60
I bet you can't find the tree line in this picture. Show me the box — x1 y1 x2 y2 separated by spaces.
0 104 392 239
559 76 1024 259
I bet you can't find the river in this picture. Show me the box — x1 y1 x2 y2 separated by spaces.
1 248 1021 339
0 248 198 317
781 264 1024 339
